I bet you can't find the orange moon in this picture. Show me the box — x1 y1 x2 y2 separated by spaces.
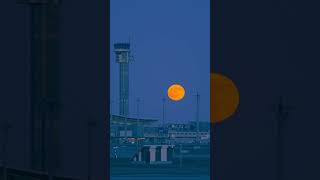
167 84 185 101
211 73 239 124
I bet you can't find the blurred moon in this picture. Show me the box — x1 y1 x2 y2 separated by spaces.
211 73 239 123
168 84 185 101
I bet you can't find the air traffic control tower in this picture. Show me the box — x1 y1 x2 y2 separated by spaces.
114 43 132 116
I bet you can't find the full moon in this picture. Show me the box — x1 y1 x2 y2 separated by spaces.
168 84 185 101
211 73 239 123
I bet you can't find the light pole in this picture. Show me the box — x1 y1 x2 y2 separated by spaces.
1 120 11 180
274 95 293 180
110 100 114 143
124 117 128 143
162 97 166 128
194 92 200 143
87 121 96 180
162 98 166 127
136 98 141 152
161 97 166 144
179 144 183 167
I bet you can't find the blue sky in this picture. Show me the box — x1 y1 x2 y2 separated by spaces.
110 0 210 123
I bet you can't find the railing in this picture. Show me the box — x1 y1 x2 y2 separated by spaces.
0 165 83 180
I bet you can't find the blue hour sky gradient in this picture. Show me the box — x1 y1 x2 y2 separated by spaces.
110 0 210 123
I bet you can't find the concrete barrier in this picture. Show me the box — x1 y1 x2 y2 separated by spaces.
132 145 175 165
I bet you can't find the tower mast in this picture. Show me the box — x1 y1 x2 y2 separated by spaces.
114 43 131 142
18 0 61 172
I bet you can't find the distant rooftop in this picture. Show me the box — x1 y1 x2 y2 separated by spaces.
110 114 158 125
